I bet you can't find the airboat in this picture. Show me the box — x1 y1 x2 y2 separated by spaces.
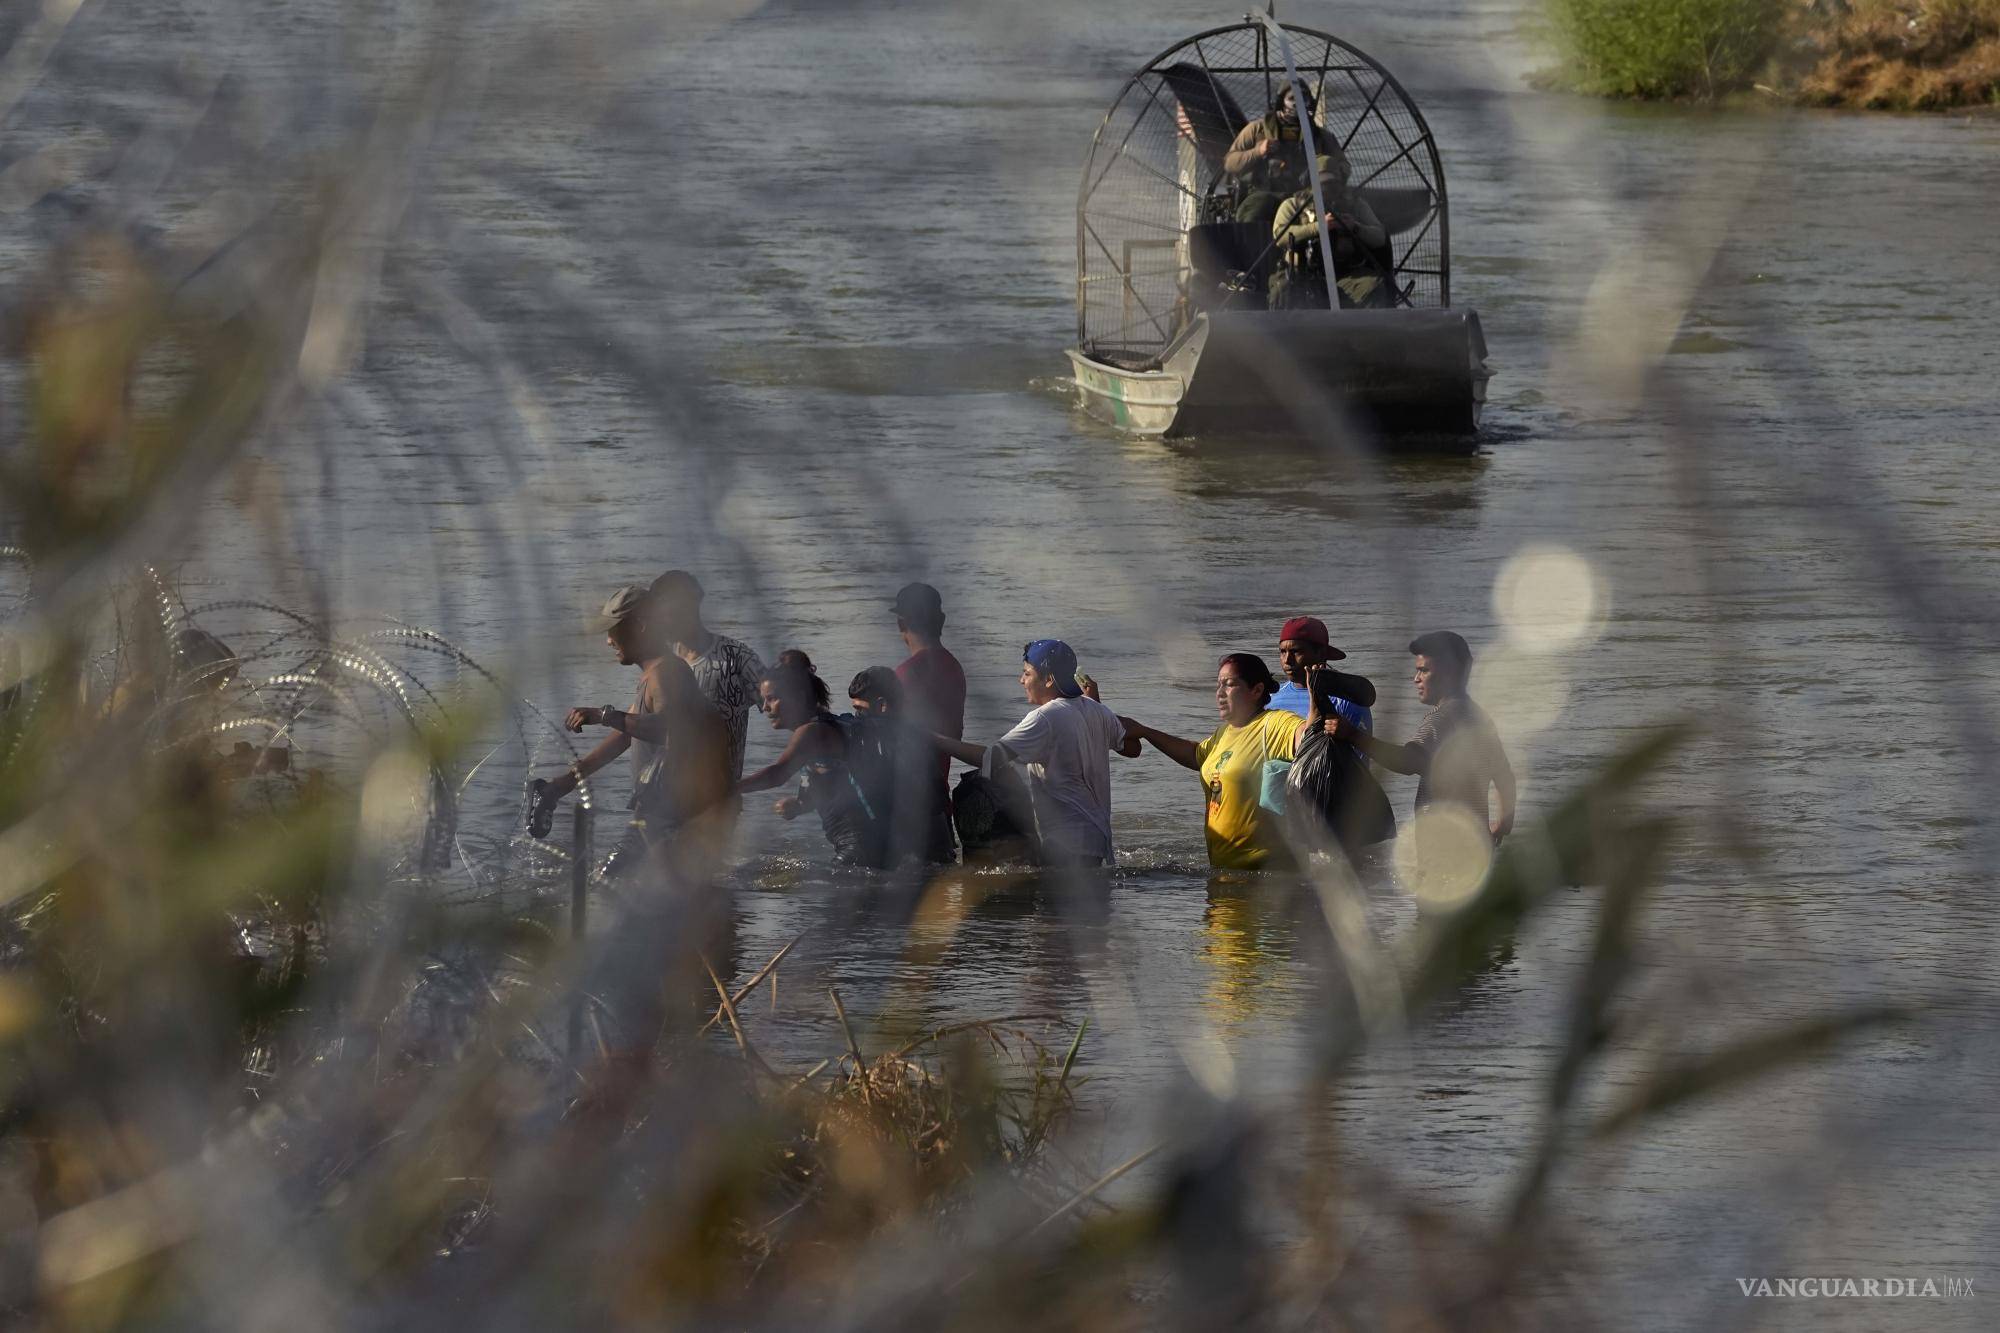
1066 13 1490 442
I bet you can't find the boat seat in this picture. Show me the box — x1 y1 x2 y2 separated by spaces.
1188 221 1276 311
1354 186 1434 238
1189 219 1404 311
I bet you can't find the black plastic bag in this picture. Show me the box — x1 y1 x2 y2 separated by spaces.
1285 728 1396 853
952 767 1039 865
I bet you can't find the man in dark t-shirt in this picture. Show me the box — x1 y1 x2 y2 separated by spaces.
649 570 766 783
1410 693 1510 819
847 666 956 865
1331 630 1515 844
890 582 966 784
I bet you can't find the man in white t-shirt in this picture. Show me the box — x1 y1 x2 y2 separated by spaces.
935 639 1138 866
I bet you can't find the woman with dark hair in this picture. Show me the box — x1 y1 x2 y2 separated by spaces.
739 651 889 867
771 649 830 709
1119 653 1319 870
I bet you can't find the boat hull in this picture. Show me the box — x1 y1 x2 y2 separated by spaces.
1064 348 1187 436
1067 309 1490 444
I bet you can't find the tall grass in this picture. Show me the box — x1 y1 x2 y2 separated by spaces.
1546 0 2000 104
1546 0 1789 100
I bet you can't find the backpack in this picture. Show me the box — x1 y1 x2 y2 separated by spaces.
951 768 1039 865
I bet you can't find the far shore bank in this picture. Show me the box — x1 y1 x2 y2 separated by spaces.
1540 0 2000 111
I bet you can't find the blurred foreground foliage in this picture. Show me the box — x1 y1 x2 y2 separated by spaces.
0 579 1906 1330
4 233 278 574
0 80 1911 1333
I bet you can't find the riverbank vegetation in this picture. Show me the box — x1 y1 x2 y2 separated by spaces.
1787 0 2000 105
1543 0 2000 107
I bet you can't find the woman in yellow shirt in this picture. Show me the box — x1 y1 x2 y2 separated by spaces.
1119 654 1318 870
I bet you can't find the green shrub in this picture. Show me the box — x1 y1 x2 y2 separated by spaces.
1548 0 1788 100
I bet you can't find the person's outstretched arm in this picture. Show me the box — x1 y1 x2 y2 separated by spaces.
740 719 836 794
1331 716 1426 775
567 658 699 748
1120 718 1200 771
577 704 669 745
934 734 988 766
949 705 1056 774
547 717 632 799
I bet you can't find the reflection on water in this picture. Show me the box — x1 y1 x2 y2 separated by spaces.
1425 923 1521 1018
1199 876 1301 1028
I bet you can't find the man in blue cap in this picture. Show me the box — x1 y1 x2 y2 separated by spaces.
934 639 1139 867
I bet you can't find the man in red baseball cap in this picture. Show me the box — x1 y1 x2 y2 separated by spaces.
1271 615 1376 737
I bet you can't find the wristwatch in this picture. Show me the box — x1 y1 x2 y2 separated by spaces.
600 705 622 730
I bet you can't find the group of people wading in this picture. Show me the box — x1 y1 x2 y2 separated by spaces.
525 575 1516 880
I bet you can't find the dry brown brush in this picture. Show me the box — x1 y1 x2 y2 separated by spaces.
1784 0 2000 106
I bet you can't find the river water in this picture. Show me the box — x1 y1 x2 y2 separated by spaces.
10 0 2000 1325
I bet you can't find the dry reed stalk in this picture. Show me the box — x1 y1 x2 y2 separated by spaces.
786 1058 831 1093
828 986 871 1107
1023 1144 1159 1239
696 931 803 1036
705 955 777 1079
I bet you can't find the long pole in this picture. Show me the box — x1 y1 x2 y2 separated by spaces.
567 803 593 1058
1253 10 1339 308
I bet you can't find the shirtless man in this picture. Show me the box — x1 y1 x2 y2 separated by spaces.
528 585 731 878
